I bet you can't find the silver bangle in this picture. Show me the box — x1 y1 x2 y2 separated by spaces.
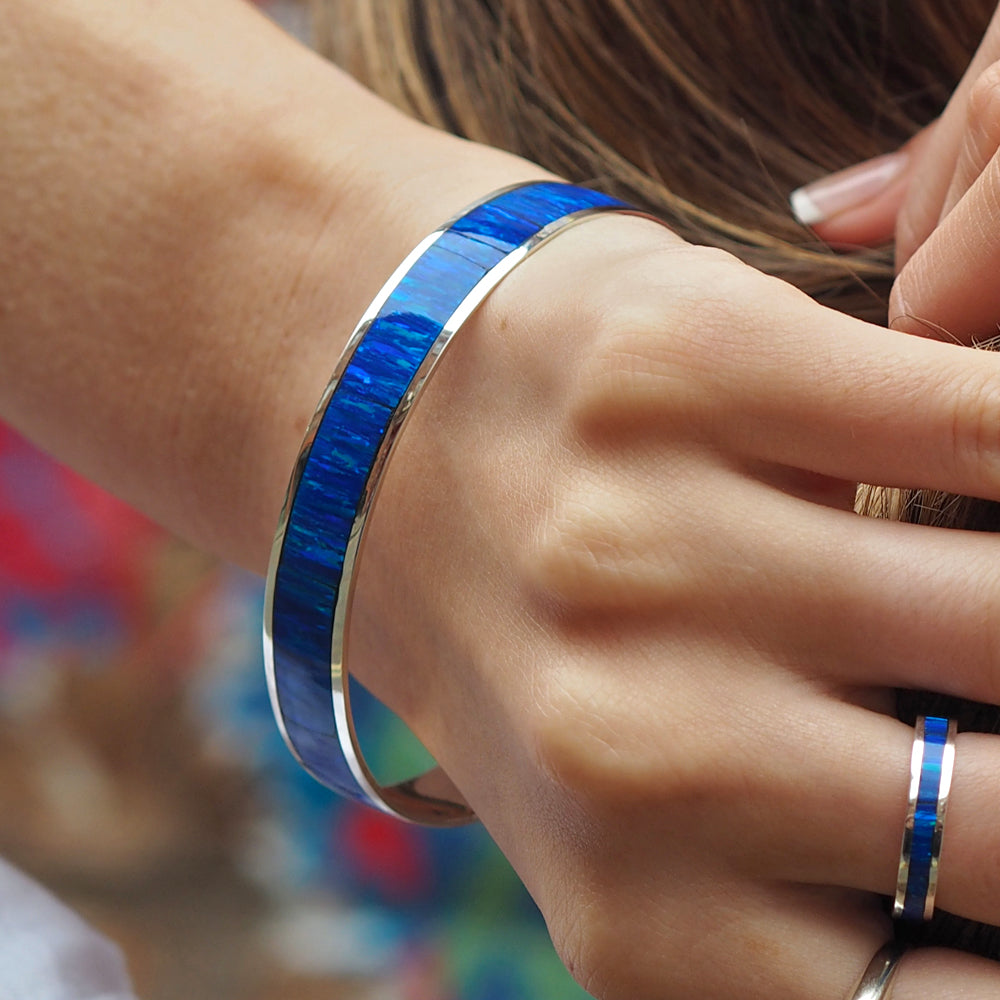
263 181 644 823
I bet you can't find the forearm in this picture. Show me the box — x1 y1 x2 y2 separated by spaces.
0 0 547 569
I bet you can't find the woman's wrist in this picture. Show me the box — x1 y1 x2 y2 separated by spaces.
223 97 555 571
0 0 550 571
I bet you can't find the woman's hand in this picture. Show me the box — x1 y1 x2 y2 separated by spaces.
365 212 1000 1000
7 4 1000 1000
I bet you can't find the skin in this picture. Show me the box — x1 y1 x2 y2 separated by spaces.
5 1 1000 997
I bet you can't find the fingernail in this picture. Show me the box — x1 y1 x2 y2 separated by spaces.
790 151 909 226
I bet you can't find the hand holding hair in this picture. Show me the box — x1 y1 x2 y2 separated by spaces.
793 3 1000 345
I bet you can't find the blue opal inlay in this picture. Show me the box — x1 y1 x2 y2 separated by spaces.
899 716 950 921
268 183 627 803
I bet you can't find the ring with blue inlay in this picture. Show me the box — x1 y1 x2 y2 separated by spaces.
893 714 956 921
263 181 646 824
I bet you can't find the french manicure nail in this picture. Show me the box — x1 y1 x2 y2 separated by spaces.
790 151 909 226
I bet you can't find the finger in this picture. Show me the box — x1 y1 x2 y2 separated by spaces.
893 948 1000 1000
580 880 892 1000
711 314 1000 490
595 260 1000 497
686 698 1000 930
688 888 1000 1000
596 672 1000 925
527 620 1000 987
558 795 1000 1000
790 149 912 246
765 893 1000 1000
545 813 893 1000
896 5 1000 266
790 125 941 248
815 721 1000 932
530 462 1000 706
890 143 1000 343
940 62 1000 221
723 500 1000 708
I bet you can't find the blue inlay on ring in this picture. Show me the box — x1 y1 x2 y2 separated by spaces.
898 715 950 921
266 182 627 808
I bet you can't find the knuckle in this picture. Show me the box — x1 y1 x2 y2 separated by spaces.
526 472 627 604
531 668 735 815
566 245 755 431
966 62 1000 139
524 469 697 610
894 211 923 270
567 300 682 429
549 899 622 1000
546 864 704 1000
948 367 1000 482
530 672 617 802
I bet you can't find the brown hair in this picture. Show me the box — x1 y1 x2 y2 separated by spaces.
316 0 1000 956
318 0 991 321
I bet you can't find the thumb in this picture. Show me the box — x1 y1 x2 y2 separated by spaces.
789 126 935 247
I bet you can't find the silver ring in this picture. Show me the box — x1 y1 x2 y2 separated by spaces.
848 942 904 1000
893 715 957 921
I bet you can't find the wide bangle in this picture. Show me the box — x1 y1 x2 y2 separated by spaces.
264 180 639 824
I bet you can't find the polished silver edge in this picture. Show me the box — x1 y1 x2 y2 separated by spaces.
849 942 904 1000
264 186 648 820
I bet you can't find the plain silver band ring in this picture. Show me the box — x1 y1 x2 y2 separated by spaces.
848 943 905 1000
